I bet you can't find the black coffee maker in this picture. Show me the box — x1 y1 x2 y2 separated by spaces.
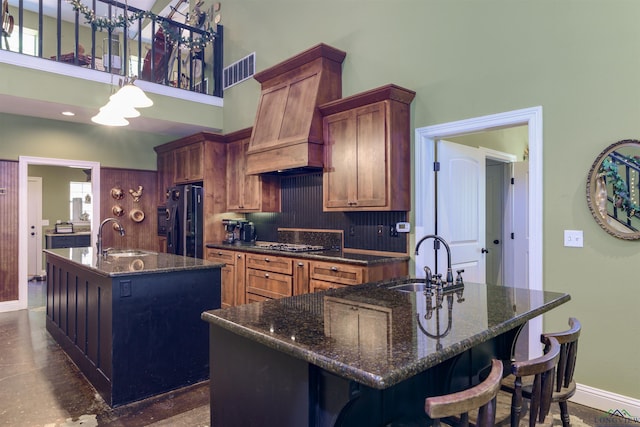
239 221 257 242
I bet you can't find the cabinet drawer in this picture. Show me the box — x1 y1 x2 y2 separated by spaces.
310 261 364 286
246 253 293 274
309 279 346 292
206 249 236 265
246 268 293 300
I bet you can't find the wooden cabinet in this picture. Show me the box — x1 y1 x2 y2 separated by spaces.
226 129 280 212
320 84 415 211
206 249 246 308
156 150 173 201
245 253 293 301
174 142 204 183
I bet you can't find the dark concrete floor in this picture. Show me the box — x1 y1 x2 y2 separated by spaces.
0 280 631 426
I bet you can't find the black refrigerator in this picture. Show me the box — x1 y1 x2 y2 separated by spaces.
166 184 204 258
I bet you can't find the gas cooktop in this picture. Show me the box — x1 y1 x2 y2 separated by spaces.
253 241 326 253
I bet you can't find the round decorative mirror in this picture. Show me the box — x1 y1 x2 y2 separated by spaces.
586 139 640 240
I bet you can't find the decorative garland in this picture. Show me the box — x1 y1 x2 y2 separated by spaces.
67 0 215 51
599 156 640 217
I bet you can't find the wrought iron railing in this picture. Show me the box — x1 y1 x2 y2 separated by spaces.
1 0 223 97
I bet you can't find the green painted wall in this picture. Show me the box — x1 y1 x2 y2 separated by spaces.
219 0 640 400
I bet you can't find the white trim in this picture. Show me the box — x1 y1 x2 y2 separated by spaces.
0 50 223 107
479 146 518 163
573 383 640 420
0 156 100 314
414 106 543 358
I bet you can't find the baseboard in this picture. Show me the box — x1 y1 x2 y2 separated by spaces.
572 383 640 420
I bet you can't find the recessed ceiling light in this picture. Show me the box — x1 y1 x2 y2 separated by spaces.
62 111 75 116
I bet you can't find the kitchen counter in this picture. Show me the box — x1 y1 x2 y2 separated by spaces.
201 278 570 426
45 247 222 277
45 248 222 407
205 242 409 265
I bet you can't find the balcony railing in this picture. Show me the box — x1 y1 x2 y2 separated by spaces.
1 0 223 97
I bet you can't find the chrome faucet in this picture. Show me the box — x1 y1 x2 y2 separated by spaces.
97 218 125 257
415 234 454 285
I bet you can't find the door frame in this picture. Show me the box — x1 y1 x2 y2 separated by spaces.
1 156 101 313
414 106 543 357
27 176 44 279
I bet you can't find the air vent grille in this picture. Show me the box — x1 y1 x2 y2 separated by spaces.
223 52 255 90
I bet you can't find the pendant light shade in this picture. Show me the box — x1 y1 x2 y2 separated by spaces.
110 83 154 108
91 109 130 127
100 100 140 118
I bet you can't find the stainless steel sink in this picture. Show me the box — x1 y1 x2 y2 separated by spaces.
389 282 428 293
107 249 156 258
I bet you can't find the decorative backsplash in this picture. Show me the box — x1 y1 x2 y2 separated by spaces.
246 173 408 253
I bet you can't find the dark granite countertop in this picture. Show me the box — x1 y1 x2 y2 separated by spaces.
44 247 224 278
201 278 570 389
205 242 409 266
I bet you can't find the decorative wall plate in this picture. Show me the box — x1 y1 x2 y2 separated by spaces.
112 205 124 216
111 187 124 200
130 209 145 223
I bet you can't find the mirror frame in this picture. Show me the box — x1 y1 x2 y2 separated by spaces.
586 139 640 240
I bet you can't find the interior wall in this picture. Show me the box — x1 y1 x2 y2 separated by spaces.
28 165 88 227
0 161 18 302
219 0 640 400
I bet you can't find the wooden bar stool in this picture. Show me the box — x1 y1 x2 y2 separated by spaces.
541 317 581 427
424 359 504 427
499 336 561 427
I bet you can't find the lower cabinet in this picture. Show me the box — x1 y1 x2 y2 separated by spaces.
208 247 409 306
206 249 245 308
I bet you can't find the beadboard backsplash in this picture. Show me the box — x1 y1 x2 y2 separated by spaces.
246 172 408 253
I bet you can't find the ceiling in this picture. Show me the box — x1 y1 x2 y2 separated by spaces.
2 0 220 137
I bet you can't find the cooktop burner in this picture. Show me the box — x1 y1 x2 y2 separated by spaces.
253 242 326 252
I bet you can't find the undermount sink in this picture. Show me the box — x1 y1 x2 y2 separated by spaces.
389 282 428 293
106 249 156 258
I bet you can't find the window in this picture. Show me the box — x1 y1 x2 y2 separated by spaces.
7 27 39 56
69 181 92 223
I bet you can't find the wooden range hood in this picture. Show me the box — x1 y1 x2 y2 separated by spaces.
246 44 346 175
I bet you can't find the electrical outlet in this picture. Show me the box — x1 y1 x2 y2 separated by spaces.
377 225 384 236
389 224 398 237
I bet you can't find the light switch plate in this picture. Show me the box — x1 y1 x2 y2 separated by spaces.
564 230 583 247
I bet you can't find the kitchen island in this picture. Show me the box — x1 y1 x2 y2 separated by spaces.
45 247 223 407
201 278 570 426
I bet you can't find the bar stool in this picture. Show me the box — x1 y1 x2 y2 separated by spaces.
499 336 562 427
424 359 504 427
541 317 581 427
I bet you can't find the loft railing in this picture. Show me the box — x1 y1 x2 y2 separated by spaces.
1 0 223 97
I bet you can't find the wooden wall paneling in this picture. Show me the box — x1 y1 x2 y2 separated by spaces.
100 168 158 251
0 160 19 302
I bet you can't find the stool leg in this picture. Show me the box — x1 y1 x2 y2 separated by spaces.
559 401 571 427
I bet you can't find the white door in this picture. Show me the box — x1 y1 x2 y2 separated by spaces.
27 177 43 279
436 140 486 283
504 161 529 288
485 161 506 285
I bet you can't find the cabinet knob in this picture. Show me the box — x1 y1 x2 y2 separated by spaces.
265 273 270 278
264 258 270 262
237 254 242 259
330 266 338 272
297 262 304 267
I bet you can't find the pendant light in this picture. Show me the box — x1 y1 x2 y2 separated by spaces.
91 78 152 126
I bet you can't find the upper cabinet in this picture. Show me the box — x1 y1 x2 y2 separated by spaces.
174 142 204 183
246 43 346 175
225 128 281 212
319 84 416 211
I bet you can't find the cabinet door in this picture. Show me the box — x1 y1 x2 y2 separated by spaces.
323 111 355 208
174 143 204 183
246 268 293 300
352 102 388 207
227 139 262 211
157 151 173 201
220 265 235 309
246 253 293 275
310 261 364 286
207 249 239 308
293 259 309 295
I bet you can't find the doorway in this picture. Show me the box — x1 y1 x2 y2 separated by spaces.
414 106 543 358
10 156 101 313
